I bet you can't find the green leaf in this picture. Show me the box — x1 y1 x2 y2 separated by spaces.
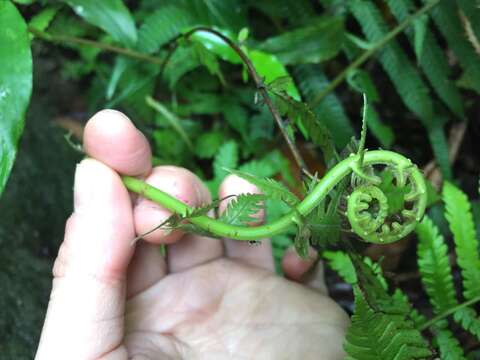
237 27 249 43
378 169 411 215
386 0 465 119
191 40 224 82
412 14 428 61
146 96 194 151
425 0 480 95
227 169 299 207
344 290 432 360
64 0 137 47
293 220 311 259
453 307 480 340
137 5 195 54
293 64 354 148
258 16 345 65
213 141 238 180
349 0 434 126
443 181 480 301
29 6 60 36
219 193 264 226
428 121 452 180
0 1 32 197
272 90 337 164
434 326 467 360
194 131 224 159
416 216 457 313
323 251 357 284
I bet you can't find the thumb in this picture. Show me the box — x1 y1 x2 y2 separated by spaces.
36 159 135 360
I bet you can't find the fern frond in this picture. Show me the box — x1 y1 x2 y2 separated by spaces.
272 90 337 163
323 251 357 284
425 0 480 94
427 122 452 180
227 169 299 207
292 64 354 148
458 0 480 40
344 290 432 360
137 5 195 54
213 141 239 180
454 307 480 340
416 216 457 312
385 0 466 119
219 193 264 226
443 181 480 301
349 0 434 126
433 325 467 360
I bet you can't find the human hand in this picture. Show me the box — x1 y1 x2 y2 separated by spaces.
35 110 349 360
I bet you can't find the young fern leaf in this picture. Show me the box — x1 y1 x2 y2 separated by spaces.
385 0 466 119
271 88 337 164
226 169 299 207
416 216 457 313
292 64 354 148
344 289 432 360
218 193 264 226
425 0 480 94
443 181 480 301
348 0 434 125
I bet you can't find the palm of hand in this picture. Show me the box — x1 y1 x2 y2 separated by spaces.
125 259 348 359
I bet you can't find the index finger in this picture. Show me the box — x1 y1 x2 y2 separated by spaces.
83 109 152 177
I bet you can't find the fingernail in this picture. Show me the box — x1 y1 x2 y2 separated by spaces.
74 159 104 213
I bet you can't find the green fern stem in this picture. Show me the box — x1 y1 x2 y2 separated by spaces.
123 150 427 243
419 294 480 331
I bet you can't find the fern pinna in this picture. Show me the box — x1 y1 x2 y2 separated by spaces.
326 181 480 359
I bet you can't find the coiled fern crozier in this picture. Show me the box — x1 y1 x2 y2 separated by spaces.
326 182 480 359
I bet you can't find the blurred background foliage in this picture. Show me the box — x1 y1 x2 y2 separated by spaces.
1 0 480 358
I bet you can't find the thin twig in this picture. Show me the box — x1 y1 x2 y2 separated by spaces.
28 27 165 66
419 294 480 331
308 0 441 108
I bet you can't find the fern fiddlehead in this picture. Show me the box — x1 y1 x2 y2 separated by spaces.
122 150 427 244
346 155 427 243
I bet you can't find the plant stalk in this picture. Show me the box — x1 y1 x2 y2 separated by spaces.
122 150 425 241
419 295 480 331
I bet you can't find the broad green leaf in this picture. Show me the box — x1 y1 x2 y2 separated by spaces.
259 16 345 65
0 1 33 197
64 0 137 47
